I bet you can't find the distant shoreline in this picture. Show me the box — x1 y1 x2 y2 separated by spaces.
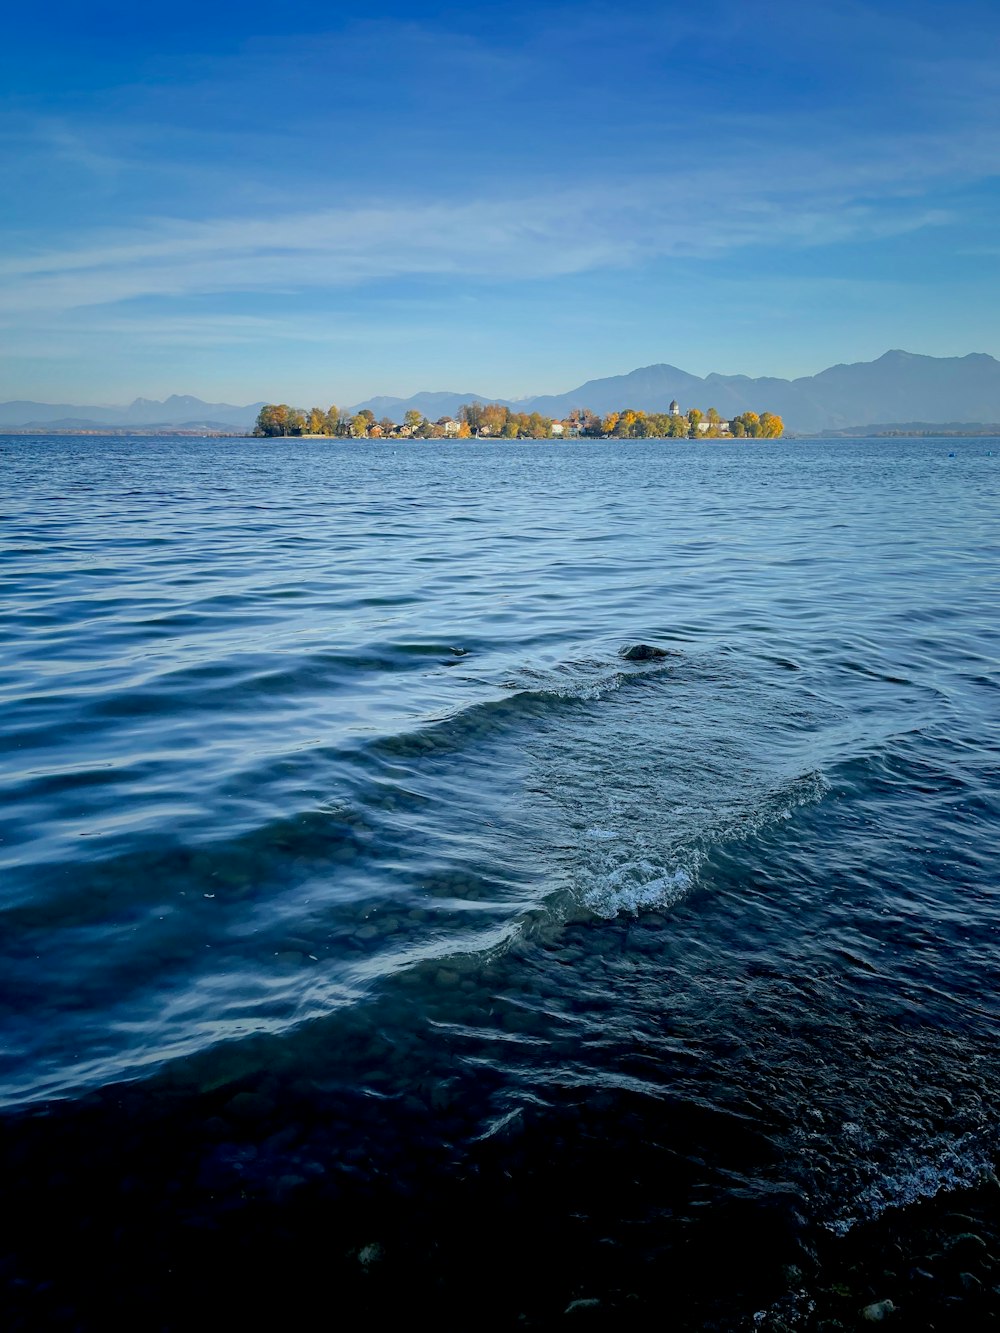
3 426 998 440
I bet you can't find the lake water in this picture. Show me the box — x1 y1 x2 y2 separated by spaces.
1 434 998 1328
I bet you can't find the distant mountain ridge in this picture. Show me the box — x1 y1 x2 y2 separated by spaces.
3 352 1000 433
348 351 1000 433
0 394 265 430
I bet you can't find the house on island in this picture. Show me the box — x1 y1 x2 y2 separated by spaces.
696 419 730 433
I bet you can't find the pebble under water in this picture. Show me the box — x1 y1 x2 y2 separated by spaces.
1 434 998 1330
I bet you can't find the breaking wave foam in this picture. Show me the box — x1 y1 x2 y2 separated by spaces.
825 1133 997 1235
580 770 829 918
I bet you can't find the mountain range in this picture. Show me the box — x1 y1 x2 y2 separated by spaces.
0 394 265 432
3 351 1000 434
351 351 1000 433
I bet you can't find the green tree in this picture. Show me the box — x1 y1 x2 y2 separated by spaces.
403 408 424 434
616 409 640 438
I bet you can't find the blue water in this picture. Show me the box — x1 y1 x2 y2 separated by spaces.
1 434 998 1324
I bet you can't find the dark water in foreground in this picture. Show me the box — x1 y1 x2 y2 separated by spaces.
1 434 998 1328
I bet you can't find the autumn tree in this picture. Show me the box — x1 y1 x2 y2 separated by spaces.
758 412 784 438
479 403 509 436
403 408 424 433
460 402 484 434
253 404 286 436
616 409 639 438
350 409 375 438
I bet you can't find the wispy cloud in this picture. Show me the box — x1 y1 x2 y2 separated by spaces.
0 176 955 323
3 0 999 394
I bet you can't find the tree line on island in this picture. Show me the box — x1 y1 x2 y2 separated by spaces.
253 401 784 439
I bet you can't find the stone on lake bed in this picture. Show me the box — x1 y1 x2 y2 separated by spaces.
564 1297 602 1315
619 643 674 661
861 1299 895 1322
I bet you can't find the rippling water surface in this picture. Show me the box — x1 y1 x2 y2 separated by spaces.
1 434 998 1327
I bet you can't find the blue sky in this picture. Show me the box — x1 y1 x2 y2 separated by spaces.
2 0 999 405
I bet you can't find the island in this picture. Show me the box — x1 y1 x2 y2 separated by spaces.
253 400 784 440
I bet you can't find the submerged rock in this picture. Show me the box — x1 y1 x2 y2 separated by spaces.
861 1299 895 1321
619 643 672 661
564 1297 602 1316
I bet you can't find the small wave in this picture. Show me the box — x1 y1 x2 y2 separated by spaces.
825 1134 997 1235
500 670 630 702
500 654 676 702
373 653 678 758
586 861 695 916
580 770 829 918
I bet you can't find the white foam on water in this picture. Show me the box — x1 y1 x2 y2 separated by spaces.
500 652 676 705
577 770 829 919
584 858 696 917
824 1133 995 1234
